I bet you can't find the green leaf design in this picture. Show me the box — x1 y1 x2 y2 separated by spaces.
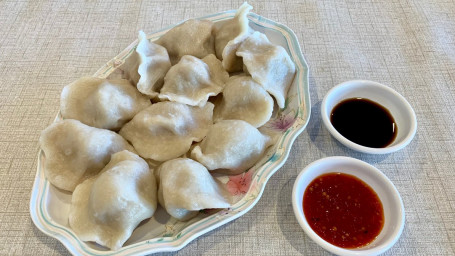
268 153 280 162
283 93 297 110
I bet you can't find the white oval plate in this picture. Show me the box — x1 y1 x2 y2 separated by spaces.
30 10 311 256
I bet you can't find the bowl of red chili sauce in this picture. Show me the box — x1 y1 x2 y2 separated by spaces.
292 156 404 256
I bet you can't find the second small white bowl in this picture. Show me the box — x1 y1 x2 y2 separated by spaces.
321 80 417 154
292 156 405 256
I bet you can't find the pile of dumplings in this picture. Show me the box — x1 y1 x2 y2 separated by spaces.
39 2 296 250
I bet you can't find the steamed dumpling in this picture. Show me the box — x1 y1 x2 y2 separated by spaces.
157 158 230 221
156 19 215 65
39 119 134 191
69 150 157 250
159 54 229 107
60 77 151 130
214 2 253 72
119 102 213 161
123 30 171 97
236 31 296 108
214 75 273 127
191 120 271 174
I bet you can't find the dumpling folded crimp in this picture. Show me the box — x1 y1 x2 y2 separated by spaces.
39 119 134 192
236 31 296 109
214 75 274 127
60 77 151 131
157 158 230 221
122 30 172 98
119 101 214 162
159 54 229 107
214 2 253 72
191 120 272 175
156 19 215 65
69 150 157 250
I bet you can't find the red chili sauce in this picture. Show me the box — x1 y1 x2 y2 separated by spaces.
303 173 384 248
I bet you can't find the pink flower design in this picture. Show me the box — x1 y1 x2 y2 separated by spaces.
113 59 123 68
199 208 221 215
226 171 254 195
267 111 296 131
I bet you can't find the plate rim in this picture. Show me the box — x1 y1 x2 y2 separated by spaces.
30 9 311 256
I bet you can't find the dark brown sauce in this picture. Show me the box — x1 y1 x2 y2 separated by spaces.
330 98 397 148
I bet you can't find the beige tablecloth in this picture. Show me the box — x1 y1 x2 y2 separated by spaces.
1 0 454 255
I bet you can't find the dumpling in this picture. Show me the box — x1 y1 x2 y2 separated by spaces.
119 102 213 161
191 120 271 175
60 77 151 130
39 119 134 191
157 158 230 221
159 54 229 107
214 2 253 72
214 75 273 127
122 30 171 97
236 31 296 108
69 150 157 250
156 19 215 65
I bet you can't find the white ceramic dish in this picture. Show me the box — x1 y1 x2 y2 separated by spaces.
292 156 405 256
321 80 417 154
30 10 311 256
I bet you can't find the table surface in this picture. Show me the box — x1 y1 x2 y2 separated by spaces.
1 0 454 255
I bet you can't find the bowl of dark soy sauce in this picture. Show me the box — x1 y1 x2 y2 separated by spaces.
321 80 417 154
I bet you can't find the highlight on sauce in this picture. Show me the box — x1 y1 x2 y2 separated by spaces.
330 98 397 148
303 172 384 248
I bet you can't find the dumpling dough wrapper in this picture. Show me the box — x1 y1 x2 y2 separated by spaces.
214 75 273 127
191 120 271 175
237 31 296 108
159 54 229 107
157 158 230 221
156 19 215 65
69 150 157 250
60 77 151 131
119 101 213 161
39 119 134 191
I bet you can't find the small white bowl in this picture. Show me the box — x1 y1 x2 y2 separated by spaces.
292 156 405 256
321 80 417 154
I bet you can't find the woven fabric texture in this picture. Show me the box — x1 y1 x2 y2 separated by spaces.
0 0 454 255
